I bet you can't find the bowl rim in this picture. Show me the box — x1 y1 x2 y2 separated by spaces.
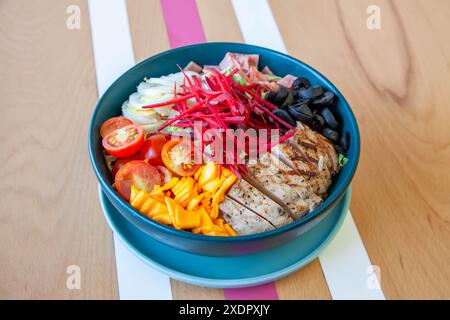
88 42 360 243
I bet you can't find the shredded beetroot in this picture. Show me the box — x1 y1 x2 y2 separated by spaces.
146 67 295 174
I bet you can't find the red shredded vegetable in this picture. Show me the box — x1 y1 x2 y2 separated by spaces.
143 67 294 174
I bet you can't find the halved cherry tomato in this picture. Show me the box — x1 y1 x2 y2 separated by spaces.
111 154 143 178
138 133 170 166
100 116 132 138
103 124 144 158
114 160 162 201
156 165 172 184
161 140 201 176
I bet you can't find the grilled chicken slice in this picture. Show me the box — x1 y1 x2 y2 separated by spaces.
219 197 275 235
290 122 339 175
272 142 331 195
246 152 322 218
226 179 293 227
220 122 340 235
271 123 339 196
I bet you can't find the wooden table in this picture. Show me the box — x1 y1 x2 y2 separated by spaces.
1 0 449 299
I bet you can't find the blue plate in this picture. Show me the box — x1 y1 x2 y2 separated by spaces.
99 186 351 288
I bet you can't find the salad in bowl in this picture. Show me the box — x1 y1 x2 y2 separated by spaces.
89 43 359 255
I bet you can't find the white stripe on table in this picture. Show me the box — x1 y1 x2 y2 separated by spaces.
320 214 385 299
88 0 172 300
231 0 384 300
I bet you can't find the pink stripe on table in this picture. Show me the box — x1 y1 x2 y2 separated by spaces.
224 283 279 300
160 0 278 300
160 0 206 48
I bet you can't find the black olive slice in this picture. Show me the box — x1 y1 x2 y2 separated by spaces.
339 132 349 151
292 98 310 107
265 91 278 104
334 144 347 155
312 91 334 106
287 104 313 123
321 108 339 129
272 108 296 127
298 85 324 100
321 128 339 142
310 114 325 132
292 77 310 91
281 91 296 109
273 87 289 106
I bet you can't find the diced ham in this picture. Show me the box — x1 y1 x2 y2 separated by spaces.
277 74 297 89
202 65 221 72
215 52 283 90
236 53 259 72
218 53 233 70
248 66 266 83
255 81 279 92
219 52 259 73
184 61 202 73
262 66 274 75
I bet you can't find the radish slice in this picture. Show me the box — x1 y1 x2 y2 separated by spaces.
122 71 201 132
137 82 175 96
122 101 161 124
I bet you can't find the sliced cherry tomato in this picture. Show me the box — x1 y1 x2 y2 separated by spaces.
156 165 172 184
100 116 132 138
161 140 201 176
138 133 170 166
114 160 162 201
103 124 144 158
111 154 143 179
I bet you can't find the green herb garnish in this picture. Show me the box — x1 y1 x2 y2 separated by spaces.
338 153 348 167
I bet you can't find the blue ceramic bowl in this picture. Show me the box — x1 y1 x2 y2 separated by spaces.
89 42 360 256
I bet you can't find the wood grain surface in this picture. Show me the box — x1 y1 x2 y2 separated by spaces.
0 0 449 299
126 0 169 63
0 0 117 299
271 0 450 299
